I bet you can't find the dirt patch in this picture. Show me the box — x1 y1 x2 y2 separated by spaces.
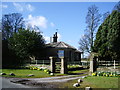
10 79 59 88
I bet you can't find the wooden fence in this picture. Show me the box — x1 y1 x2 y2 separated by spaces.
31 60 50 65
30 59 120 68
67 61 81 65
98 60 120 67
31 60 89 65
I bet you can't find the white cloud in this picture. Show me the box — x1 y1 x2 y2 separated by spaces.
13 2 23 11
44 36 50 43
2 4 8 8
26 14 48 29
13 2 34 12
57 33 61 41
50 22 55 27
26 4 34 11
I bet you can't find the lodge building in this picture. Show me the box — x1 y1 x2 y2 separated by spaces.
45 32 81 62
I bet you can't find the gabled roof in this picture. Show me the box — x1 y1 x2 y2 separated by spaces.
47 41 77 50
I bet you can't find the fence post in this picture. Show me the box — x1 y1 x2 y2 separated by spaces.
114 60 115 69
36 60 37 65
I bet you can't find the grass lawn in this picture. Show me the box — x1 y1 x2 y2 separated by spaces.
0 69 51 78
0 69 89 78
59 76 119 88
68 69 89 75
1 69 118 88
83 76 119 88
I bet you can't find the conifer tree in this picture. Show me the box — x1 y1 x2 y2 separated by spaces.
94 10 120 60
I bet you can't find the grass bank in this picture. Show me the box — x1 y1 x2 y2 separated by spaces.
0 69 89 78
59 76 119 88
68 69 89 75
0 69 50 78
83 76 119 88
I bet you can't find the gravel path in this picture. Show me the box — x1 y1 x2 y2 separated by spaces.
27 75 88 83
2 73 88 88
1 77 31 88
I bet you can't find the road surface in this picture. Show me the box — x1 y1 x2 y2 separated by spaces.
0 77 31 89
0 74 88 89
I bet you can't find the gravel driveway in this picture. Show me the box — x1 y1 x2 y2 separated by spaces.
1 74 88 88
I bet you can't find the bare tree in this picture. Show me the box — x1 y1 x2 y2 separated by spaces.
85 5 101 51
103 11 110 21
0 22 2 32
79 5 101 54
79 34 90 53
2 13 24 40
113 1 120 12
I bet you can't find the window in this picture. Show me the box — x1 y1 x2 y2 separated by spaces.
58 50 64 58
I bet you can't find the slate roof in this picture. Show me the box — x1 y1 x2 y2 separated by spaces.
47 41 81 53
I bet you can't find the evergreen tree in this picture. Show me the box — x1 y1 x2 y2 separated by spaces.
94 10 120 60
2 29 45 68
8 29 45 61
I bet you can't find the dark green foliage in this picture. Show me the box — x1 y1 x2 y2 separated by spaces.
2 40 20 68
2 13 25 68
102 11 110 22
94 10 120 60
0 32 1 69
2 13 47 68
2 29 45 69
8 29 45 65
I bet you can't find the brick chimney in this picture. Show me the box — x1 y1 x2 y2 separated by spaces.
53 32 58 42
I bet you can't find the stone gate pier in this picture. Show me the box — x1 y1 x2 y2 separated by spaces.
49 57 68 74
89 52 98 73
49 57 55 73
60 57 68 74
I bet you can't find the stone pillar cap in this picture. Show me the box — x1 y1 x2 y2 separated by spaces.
60 57 64 59
49 57 53 59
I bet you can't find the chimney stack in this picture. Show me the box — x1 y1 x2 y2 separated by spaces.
53 32 58 42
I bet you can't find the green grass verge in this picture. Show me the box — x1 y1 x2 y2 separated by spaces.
59 76 119 88
83 76 119 88
0 69 89 78
68 69 89 74
0 69 50 78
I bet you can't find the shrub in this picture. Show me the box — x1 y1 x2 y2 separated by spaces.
92 72 97 76
27 65 51 75
92 71 120 77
